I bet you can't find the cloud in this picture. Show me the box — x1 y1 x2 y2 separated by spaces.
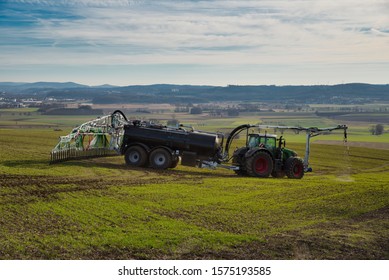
7 0 147 7
1 0 388 84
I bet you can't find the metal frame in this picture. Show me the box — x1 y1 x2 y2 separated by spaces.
257 124 348 171
50 110 129 163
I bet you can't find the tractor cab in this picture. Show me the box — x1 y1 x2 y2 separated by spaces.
247 133 288 159
248 134 277 150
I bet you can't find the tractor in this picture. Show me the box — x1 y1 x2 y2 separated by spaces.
231 132 303 179
218 123 348 179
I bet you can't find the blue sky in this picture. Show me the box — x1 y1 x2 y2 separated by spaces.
1 0 388 86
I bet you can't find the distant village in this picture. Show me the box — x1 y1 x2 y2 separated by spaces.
0 92 103 115
1 81 388 119
1 89 387 117
0 89 321 115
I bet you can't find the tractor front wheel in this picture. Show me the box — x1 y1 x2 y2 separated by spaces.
285 157 304 179
246 151 273 178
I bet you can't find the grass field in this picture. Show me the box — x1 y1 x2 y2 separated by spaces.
0 108 388 259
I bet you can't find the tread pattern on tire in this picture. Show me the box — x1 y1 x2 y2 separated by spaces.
246 150 273 178
285 157 304 179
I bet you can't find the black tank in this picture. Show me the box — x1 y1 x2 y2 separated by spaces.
121 122 223 160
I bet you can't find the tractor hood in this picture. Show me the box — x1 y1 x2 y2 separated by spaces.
283 148 297 159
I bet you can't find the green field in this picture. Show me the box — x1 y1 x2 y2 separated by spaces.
0 109 388 259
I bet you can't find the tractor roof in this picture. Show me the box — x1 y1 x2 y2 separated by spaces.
249 133 277 138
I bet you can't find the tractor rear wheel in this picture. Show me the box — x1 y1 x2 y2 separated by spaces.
285 157 304 179
149 148 172 170
246 151 273 178
124 146 148 167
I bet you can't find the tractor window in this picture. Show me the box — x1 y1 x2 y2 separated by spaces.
259 137 276 148
248 136 259 148
248 135 276 148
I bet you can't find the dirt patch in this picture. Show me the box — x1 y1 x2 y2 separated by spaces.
315 140 389 150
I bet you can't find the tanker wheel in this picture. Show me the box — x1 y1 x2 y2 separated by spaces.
246 151 273 178
124 146 148 167
285 157 304 179
150 148 172 170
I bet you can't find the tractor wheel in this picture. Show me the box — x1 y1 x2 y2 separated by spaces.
232 148 248 176
124 146 148 167
149 148 172 170
285 157 304 179
246 151 273 178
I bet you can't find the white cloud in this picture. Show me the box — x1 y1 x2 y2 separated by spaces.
2 0 389 84
9 0 147 7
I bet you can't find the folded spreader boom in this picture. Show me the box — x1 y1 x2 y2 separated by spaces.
50 110 128 163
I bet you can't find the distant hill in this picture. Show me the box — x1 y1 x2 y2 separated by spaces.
1 82 388 104
0 82 88 94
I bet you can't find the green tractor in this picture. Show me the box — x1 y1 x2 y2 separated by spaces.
224 124 348 179
231 132 304 179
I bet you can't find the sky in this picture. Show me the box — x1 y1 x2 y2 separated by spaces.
0 0 388 86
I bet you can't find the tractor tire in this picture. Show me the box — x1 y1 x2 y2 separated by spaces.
149 148 172 170
232 147 248 176
124 146 148 167
246 151 273 178
285 157 304 179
